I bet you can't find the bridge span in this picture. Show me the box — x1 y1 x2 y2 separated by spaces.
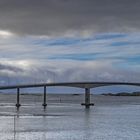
0 82 140 108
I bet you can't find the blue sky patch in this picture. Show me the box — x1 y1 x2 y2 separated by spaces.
111 41 140 47
31 33 127 47
94 33 127 40
49 53 100 61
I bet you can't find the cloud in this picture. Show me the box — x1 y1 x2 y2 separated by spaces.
0 59 56 85
0 58 140 86
0 33 140 85
0 0 140 37
0 62 19 70
0 30 14 38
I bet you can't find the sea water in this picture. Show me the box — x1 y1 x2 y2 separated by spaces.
0 94 139 140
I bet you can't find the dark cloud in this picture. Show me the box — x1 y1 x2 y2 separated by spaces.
0 63 23 73
0 0 140 36
0 61 57 85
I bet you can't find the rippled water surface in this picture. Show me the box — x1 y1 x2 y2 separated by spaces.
0 94 140 140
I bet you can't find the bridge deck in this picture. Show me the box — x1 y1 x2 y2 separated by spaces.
0 82 140 90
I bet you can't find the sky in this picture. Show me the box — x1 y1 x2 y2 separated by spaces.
0 0 140 93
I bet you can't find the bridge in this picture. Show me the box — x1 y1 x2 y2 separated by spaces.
0 82 140 108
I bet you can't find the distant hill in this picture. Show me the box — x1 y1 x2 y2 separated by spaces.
102 92 140 96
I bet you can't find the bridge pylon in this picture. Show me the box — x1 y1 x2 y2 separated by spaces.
16 88 21 107
81 88 94 108
42 86 47 107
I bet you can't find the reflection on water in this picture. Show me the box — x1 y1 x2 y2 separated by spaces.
0 95 139 140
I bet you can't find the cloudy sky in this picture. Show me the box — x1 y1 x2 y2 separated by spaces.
0 0 140 93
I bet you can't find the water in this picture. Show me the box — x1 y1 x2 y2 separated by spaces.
0 94 140 140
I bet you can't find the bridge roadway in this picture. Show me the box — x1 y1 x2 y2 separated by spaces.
0 82 140 108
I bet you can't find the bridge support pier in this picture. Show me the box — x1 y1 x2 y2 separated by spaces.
42 86 47 107
16 88 21 107
81 88 94 108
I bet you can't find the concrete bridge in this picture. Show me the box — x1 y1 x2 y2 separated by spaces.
0 82 140 108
